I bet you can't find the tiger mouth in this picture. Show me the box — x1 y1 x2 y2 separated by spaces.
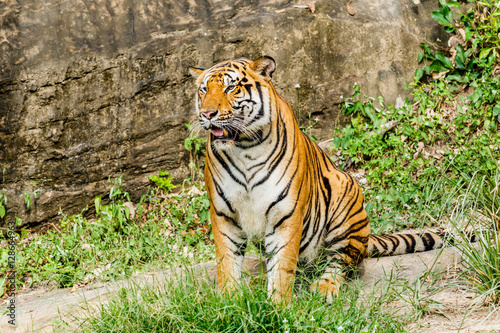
210 126 239 141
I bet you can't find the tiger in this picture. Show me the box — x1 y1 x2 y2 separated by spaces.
188 56 447 303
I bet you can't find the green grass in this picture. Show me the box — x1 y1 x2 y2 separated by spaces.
446 169 500 304
74 270 405 333
0 176 214 293
329 0 500 233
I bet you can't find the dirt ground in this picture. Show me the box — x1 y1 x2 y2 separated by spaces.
1 246 499 333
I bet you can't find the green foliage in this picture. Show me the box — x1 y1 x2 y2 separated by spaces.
331 0 500 232
0 193 6 219
22 187 40 212
148 169 176 193
184 122 208 180
446 169 500 303
78 271 405 333
0 178 213 290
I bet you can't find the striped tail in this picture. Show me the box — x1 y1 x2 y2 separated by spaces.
367 230 447 257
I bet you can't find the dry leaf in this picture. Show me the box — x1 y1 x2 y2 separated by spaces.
123 202 136 219
458 28 466 41
346 1 355 16
275 8 286 13
306 2 316 14
432 71 448 80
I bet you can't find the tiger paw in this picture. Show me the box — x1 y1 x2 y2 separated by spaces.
310 276 342 303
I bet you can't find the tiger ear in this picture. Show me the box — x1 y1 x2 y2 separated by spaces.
187 66 205 78
250 56 276 81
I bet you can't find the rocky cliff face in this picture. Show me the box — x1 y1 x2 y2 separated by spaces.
0 0 447 226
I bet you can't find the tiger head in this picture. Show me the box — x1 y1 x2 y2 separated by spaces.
188 56 276 149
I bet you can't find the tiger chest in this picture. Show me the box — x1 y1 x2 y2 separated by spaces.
214 172 295 241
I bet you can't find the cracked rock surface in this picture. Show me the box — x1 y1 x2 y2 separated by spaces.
0 0 447 226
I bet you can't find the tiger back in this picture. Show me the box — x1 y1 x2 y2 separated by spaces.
188 56 445 303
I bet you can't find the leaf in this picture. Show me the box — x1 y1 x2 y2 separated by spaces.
445 1 460 8
0 205 5 219
24 192 31 211
431 6 452 26
429 60 449 73
446 72 462 82
346 1 356 15
479 48 492 60
493 106 500 116
418 53 425 63
306 2 315 13
435 52 453 69
95 195 102 214
414 68 424 82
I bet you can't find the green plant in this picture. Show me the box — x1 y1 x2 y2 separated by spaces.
0 178 214 291
93 176 133 233
21 180 41 212
0 193 6 219
330 0 500 231
184 123 207 180
77 270 405 333
447 169 500 304
148 169 176 193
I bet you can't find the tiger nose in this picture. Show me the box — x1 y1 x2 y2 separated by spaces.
200 110 219 120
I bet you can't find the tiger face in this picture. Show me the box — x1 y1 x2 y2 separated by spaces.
188 57 277 149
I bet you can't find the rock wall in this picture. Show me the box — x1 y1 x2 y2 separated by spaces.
0 0 447 226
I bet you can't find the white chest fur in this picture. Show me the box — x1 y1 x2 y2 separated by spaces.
211 145 293 241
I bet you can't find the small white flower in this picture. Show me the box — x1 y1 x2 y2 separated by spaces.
375 195 381 200
295 84 301 89
340 95 343 99
284 331 289 333
314 117 319 122
283 318 288 324
414 198 419 203
311 316 315 321
338 325 344 331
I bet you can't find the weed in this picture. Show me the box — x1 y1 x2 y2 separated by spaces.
148 169 176 194
447 169 500 304
77 269 405 333
331 0 500 232
0 193 6 219
184 122 207 180
0 178 214 290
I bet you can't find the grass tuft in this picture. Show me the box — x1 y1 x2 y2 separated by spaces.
77 270 406 333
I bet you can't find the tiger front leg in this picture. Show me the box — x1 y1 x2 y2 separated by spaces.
264 218 302 303
310 258 346 303
212 212 247 293
311 239 366 303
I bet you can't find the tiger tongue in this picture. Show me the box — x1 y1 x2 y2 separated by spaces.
212 128 224 137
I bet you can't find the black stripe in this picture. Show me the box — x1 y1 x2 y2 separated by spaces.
211 147 247 191
208 166 235 214
265 168 296 217
222 150 248 182
213 206 242 230
252 119 287 188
